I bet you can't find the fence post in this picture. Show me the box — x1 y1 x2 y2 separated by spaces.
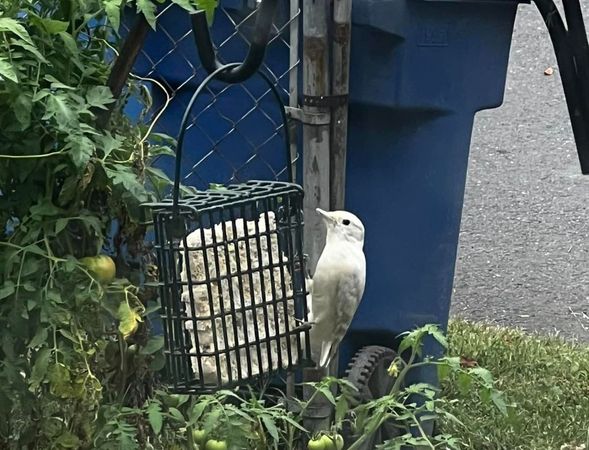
302 0 331 275
302 0 332 440
330 0 352 211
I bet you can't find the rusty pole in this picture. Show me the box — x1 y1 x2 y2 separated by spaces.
302 0 332 438
329 0 352 211
302 0 331 276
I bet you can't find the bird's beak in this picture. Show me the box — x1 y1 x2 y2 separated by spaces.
316 208 334 222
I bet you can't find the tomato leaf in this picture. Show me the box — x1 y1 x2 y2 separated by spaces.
140 335 165 355
136 0 157 29
117 302 142 338
147 402 163 434
0 57 18 83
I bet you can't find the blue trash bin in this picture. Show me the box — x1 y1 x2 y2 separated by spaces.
130 0 527 388
339 0 527 385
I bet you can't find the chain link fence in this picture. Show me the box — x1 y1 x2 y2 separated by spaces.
125 1 300 190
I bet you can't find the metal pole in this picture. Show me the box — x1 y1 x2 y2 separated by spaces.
286 0 300 401
302 0 332 438
330 0 352 211
288 0 300 182
302 0 331 275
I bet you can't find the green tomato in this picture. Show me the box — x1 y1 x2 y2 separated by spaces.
320 435 336 450
307 437 326 450
80 255 116 284
333 434 344 450
192 429 207 445
205 439 228 450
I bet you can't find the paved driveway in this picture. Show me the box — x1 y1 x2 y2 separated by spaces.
451 2 589 340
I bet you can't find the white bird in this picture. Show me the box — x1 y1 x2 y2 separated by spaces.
309 208 366 369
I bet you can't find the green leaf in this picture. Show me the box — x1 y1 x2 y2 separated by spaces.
396 331 415 356
0 17 33 44
282 415 307 432
426 324 448 349
335 396 349 423
470 367 493 386
140 335 165 355
29 348 52 390
171 0 197 12
44 94 76 126
190 399 210 423
55 432 80 448
28 327 48 348
491 391 508 416
168 407 185 422
148 145 175 158
55 218 69 234
97 133 123 159
45 75 76 90
318 386 336 406
437 357 460 382
67 135 95 169
105 166 150 204
30 15 69 34
105 0 124 30
59 32 79 56
148 351 166 371
136 0 158 29
456 372 472 394
14 93 33 129
10 39 48 63
48 363 73 398
21 258 40 277
30 198 62 218
147 402 163 434
480 386 492 404
0 57 18 83
196 0 218 24
203 408 221 433
261 414 279 443
117 301 142 338
0 18 48 63
146 166 173 198
86 86 115 110
0 281 15 300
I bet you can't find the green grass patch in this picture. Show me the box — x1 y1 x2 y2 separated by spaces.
441 320 589 450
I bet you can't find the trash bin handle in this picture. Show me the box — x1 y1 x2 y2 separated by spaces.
190 0 278 84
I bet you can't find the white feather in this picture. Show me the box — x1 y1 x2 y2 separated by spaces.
309 209 366 369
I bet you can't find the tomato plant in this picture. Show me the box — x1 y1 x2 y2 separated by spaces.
0 0 507 448
0 0 216 448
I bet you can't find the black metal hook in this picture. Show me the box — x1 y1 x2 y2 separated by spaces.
190 0 278 84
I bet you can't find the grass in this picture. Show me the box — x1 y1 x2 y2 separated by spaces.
440 319 589 450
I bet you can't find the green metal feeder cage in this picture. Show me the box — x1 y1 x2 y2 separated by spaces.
144 65 313 393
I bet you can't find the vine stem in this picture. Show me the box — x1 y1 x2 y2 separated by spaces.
347 347 419 450
0 150 65 159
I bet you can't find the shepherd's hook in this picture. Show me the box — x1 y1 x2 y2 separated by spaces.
190 0 278 84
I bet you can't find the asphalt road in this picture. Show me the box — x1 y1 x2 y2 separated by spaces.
450 3 589 340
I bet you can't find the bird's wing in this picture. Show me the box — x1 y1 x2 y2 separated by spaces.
319 261 366 368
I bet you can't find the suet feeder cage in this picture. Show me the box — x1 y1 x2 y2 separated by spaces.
145 66 313 393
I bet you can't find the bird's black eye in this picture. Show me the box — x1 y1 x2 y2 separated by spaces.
342 219 351 226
